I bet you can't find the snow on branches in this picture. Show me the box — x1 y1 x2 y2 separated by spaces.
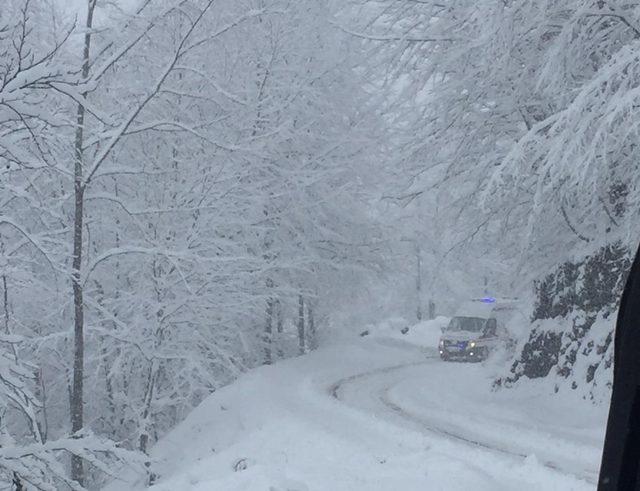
1 0 383 486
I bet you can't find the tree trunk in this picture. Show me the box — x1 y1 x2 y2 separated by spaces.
428 299 436 320
139 361 159 486
276 299 284 359
416 242 422 321
139 363 157 454
2 275 8 335
307 301 317 350
3 277 25 491
264 291 274 365
13 472 24 491
297 294 305 355
70 1 96 484
35 368 48 443
70 122 86 486
94 279 117 434
276 300 283 334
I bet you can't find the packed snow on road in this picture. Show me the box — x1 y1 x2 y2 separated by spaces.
105 319 606 491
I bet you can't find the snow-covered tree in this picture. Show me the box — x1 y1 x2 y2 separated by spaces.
1 0 386 486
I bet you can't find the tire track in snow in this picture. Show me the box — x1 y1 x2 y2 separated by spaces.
329 359 597 486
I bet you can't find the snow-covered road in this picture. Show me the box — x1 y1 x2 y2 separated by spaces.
107 334 606 491
331 350 599 485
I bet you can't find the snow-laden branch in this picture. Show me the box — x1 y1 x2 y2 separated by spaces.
83 0 217 189
330 20 461 43
0 430 146 491
0 216 55 270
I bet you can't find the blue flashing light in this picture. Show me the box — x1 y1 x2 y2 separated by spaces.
481 297 496 304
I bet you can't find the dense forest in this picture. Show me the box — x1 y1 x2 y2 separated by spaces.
1 0 639 488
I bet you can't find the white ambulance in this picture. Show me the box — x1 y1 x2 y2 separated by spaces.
438 297 518 362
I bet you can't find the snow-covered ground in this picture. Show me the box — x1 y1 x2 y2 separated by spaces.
106 320 606 491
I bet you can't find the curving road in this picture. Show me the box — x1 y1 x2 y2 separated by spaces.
328 348 600 486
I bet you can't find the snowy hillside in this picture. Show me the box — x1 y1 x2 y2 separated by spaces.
106 327 606 491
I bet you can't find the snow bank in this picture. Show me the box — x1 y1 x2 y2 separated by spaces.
403 317 450 347
363 316 449 349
